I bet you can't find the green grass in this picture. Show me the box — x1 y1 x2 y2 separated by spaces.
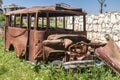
0 36 120 80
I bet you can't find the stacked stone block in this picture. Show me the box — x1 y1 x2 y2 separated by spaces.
67 12 120 47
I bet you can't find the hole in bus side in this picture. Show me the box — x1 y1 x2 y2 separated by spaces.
57 16 64 29
22 14 28 29
21 14 35 30
9 44 14 51
38 16 47 30
74 16 84 31
10 15 15 27
9 14 21 28
30 13 36 30
49 17 55 30
16 15 20 27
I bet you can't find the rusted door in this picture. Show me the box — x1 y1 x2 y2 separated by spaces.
5 27 28 57
28 30 45 61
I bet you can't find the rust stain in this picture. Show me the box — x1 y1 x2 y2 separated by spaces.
4 5 106 68
96 35 120 75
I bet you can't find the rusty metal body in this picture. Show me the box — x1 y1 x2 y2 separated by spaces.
5 5 104 67
4 5 120 74
96 36 120 75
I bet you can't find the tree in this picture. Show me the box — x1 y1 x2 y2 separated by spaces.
0 0 3 7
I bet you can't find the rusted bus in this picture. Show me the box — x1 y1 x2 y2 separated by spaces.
5 5 90 62
5 5 120 74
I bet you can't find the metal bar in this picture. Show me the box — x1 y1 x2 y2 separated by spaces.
46 12 50 29
14 15 16 27
20 14 22 27
83 15 86 31
63 60 95 69
63 60 94 65
42 17 44 28
72 16 74 30
63 16 65 29
34 12 38 30
26 13 31 60
9 15 11 26
55 17 57 28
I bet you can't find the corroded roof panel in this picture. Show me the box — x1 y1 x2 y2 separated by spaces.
6 5 87 15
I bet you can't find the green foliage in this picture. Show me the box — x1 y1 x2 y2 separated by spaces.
0 36 120 80
0 14 5 21
16 17 20 23
0 14 5 29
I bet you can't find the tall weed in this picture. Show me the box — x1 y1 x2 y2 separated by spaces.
0 36 120 80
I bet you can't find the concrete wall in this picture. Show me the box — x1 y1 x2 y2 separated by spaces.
67 12 120 47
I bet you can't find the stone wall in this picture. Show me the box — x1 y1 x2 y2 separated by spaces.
67 12 120 47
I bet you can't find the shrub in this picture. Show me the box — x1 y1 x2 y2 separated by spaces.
0 14 5 29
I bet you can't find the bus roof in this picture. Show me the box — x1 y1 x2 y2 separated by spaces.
6 5 87 16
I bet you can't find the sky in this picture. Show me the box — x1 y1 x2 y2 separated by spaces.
2 0 120 14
